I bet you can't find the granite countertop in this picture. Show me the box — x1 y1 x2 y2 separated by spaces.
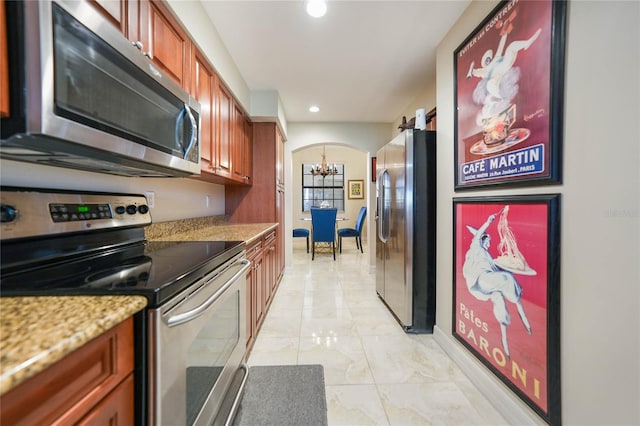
0 296 147 395
146 220 278 245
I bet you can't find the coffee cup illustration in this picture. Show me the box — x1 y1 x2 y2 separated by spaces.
482 104 516 146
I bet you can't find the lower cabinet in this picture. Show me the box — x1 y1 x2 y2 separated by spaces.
245 227 280 353
245 237 263 349
0 318 135 425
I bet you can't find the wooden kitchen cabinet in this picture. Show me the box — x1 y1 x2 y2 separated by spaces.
226 122 285 284
192 50 215 173
89 0 190 90
87 0 137 40
192 50 252 185
138 0 191 90
232 103 252 184
263 229 277 296
245 238 264 351
214 79 234 179
244 228 283 353
226 122 284 223
0 318 135 426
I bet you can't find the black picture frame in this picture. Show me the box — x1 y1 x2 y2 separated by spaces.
454 0 566 190
452 194 561 425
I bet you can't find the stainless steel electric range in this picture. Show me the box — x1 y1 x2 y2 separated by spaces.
1 187 250 426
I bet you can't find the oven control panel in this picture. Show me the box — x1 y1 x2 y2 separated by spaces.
49 203 113 222
0 188 151 240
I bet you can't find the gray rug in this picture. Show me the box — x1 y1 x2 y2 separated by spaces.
233 365 328 426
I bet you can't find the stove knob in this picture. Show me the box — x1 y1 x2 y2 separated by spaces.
115 205 126 215
137 204 149 214
126 204 138 215
1 204 18 223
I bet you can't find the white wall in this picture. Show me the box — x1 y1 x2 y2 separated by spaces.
391 79 437 132
434 1 640 425
0 160 225 222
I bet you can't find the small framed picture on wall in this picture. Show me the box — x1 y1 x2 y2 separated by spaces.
348 180 364 199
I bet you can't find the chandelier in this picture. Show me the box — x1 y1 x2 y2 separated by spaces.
311 146 338 177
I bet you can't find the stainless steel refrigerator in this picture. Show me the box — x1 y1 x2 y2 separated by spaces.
375 129 436 333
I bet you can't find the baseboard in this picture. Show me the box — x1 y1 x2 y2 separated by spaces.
433 326 543 425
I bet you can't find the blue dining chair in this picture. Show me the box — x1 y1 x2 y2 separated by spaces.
292 228 310 253
338 206 367 253
310 208 338 260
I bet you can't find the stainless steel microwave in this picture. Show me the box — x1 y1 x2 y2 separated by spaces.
1 0 201 177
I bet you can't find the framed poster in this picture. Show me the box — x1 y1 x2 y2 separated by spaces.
452 194 561 424
348 180 364 199
454 0 566 190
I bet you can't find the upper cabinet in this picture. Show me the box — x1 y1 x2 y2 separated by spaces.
233 102 252 184
138 0 191 90
192 50 216 174
86 0 253 185
87 0 190 90
88 0 136 39
191 46 251 186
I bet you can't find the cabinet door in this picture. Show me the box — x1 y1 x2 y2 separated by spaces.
245 261 255 347
0 319 134 425
232 103 245 183
88 0 129 36
276 126 284 187
264 231 277 297
243 116 253 184
215 81 233 179
139 0 191 89
192 51 215 172
245 240 263 350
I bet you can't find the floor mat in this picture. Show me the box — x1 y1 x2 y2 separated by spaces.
233 365 327 426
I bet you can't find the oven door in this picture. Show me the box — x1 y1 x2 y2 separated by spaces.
148 253 250 426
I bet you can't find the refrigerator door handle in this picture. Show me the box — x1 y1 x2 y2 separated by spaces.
378 168 390 243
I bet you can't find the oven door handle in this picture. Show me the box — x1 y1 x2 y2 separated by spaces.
166 259 250 327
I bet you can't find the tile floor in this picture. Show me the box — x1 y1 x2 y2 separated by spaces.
246 239 508 425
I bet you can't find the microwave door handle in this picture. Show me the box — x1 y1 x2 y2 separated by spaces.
166 259 251 327
175 103 197 159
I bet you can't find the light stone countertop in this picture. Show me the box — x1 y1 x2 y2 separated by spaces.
146 221 278 244
0 296 147 394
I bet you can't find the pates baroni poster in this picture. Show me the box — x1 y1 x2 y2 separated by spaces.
453 195 560 424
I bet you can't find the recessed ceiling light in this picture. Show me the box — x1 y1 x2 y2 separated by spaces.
309 105 320 113
305 0 327 18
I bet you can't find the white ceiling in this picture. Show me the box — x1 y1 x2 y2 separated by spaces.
200 0 470 123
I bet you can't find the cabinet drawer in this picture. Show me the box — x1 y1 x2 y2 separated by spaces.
77 374 135 426
0 318 135 425
246 239 263 259
264 230 276 243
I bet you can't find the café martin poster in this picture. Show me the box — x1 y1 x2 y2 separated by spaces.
454 0 565 190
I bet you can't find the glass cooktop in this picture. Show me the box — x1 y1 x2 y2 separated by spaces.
0 240 245 308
